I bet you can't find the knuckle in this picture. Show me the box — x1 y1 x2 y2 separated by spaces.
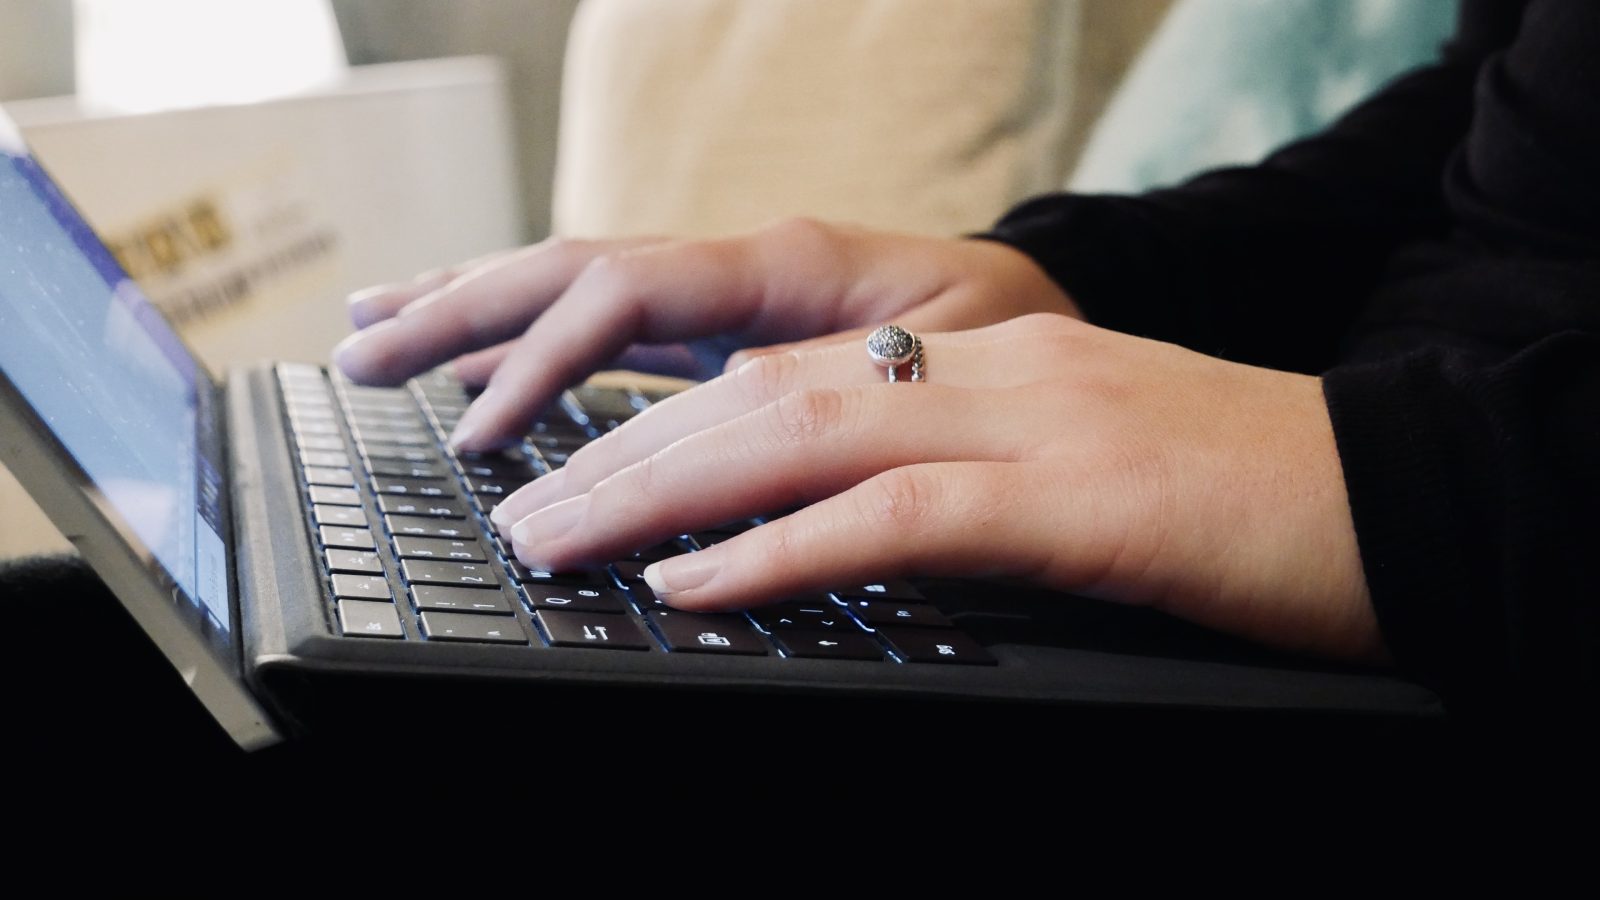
863 467 942 532
769 388 846 448
575 251 642 300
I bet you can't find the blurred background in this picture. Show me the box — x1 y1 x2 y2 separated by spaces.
0 0 1452 559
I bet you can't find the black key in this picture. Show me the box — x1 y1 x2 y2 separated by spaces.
394 536 486 562
313 504 368 528
748 600 859 632
309 485 362 507
507 559 606 586
401 559 501 588
845 600 952 629
520 584 626 613
320 526 376 551
360 443 437 463
610 560 648 586
535 610 650 650
460 461 538 482
625 582 668 612
384 515 475 539
372 476 451 498
420 612 526 644
331 574 393 601
834 580 926 603
773 631 884 661
647 610 767 656
337 599 404 639
630 542 690 562
303 466 355 487
411 584 513 614
464 476 528 496
325 549 384 575
377 496 466 518
300 450 351 469
878 627 996 665
295 435 345 452
368 461 446 480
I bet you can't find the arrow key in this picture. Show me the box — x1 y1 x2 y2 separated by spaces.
773 630 883 661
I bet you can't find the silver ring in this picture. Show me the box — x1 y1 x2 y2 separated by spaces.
866 325 924 383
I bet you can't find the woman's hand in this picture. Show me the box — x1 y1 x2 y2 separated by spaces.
490 314 1387 664
333 219 1077 450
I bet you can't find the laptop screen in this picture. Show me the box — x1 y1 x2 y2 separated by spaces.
0 123 233 637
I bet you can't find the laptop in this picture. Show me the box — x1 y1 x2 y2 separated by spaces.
0 108 1442 750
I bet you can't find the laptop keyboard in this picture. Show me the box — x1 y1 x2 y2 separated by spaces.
275 364 995 665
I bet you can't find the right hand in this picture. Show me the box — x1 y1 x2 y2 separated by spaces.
333 218 1079 450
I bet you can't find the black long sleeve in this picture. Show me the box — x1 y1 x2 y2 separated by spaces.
983 0 1600 714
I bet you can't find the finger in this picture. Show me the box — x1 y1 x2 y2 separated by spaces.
642 462 1055 612
489 321 1067 528
450 342 514 388
346 248 516 329
444 231 848 450
335 236 660 386
506 384 1027 572
722 327 873 373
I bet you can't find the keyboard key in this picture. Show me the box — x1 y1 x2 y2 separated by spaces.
845 600 952 629
625 582 668 612
313 504 368 528
376 496 466 518
360 443 437 463
420 612 526 644
325 549 384 575
372 476 451 497
610 560 649 586
878 628 995 665
647 610 767 655
629 541 691 562
320 526 376 551
304 466 355 487
291 418 340 436
309 485 362 507
520 584 627 613
300 450 351 468
393 536 486 562
507 560 606 586
773 631 884 661
748 600 859 632
296 435 345 452
834 580 926 603
464 476 528 496
384 516 475 539
368 461 446 480
411 585 514 614
331 574 394 601
337 599 404 639
536 610 651 650
401 559 501 588
352 428 431 447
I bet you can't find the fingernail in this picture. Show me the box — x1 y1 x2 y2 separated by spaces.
643 552 720 596
449 392 494 449
331 320 397 378
491 469 568 529
509 493 590 551
346 284 396 306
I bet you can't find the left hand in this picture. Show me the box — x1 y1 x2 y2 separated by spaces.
492 314 1388 664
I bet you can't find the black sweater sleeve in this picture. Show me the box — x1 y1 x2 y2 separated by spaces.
985 0 1600 713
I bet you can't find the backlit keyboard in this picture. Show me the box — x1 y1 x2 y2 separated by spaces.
275 364 995 665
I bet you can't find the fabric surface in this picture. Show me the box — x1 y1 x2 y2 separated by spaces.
553 0 1083 238
984 0 1600 715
